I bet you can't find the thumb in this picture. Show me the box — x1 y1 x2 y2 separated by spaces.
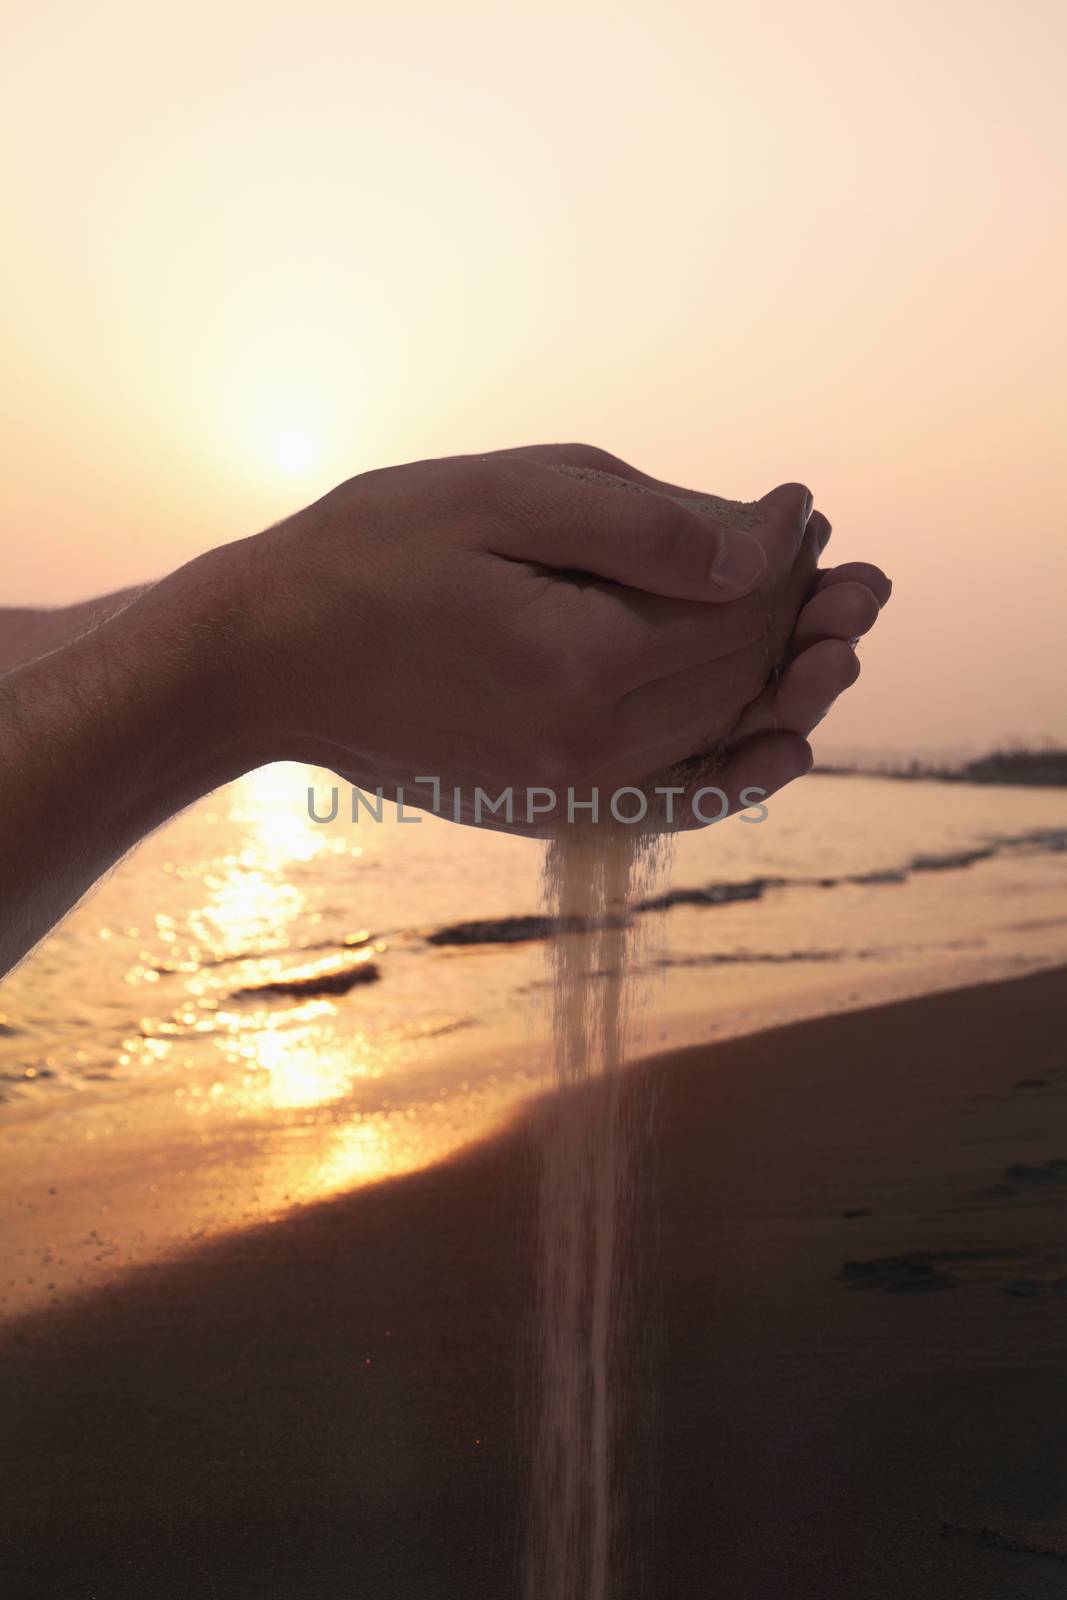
491 458 768 602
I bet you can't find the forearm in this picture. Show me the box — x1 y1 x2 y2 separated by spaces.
0 585 154 676
0 547 266 976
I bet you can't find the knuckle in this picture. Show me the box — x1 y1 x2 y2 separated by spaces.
821 636 862 685
561 442 632 476
476 453 521 500
455 457 543 544
438 456 493 515
808 581 877 639
843 582 880 632
643 493 704 575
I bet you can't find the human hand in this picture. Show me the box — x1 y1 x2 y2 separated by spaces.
232 442 883 832
660 557 891 830
497 447 889 830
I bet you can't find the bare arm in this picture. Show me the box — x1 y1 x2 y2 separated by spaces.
0 585 154 675
0 548 262 975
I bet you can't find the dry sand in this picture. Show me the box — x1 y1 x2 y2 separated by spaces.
554 464 763 531
3 967 1066 1598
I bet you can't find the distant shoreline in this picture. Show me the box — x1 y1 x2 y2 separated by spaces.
815 747 1067 788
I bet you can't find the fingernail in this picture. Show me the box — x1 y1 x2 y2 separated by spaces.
710 532 766 594
848 636 860 650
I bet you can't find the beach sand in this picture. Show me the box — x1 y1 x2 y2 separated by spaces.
3 966 1066 1598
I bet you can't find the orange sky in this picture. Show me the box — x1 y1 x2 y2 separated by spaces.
3 0 1065 753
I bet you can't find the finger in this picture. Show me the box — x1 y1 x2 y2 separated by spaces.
750 481 816 577
791 580 879 651
793 579 884 647
661 732 814 832
730 638 860 742
567 581 771 695
487 443 821 568
577 476 817 596
487 453 769 602
609 643 774 770
606 596 853 774
575 504 822 691
809 510 832 555
814 562 892 606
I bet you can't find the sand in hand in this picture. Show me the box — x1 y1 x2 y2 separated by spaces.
553 463 763 532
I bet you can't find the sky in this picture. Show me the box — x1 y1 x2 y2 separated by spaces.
3 0 1065 754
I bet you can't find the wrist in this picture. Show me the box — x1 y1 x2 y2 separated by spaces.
99 538 277 796
0 541 283 976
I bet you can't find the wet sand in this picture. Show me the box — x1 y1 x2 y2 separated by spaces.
3 967 1066 1598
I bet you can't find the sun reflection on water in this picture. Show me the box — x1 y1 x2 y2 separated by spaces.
315 1118 399 1190
238 1021 377 1112
187 764 336 962
114 764 395 1118
79 761 507 1217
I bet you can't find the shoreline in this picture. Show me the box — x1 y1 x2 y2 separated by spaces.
2 948 1065 1323
3 965 1067 1596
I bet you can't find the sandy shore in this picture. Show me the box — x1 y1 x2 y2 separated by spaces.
3 967 1066 1598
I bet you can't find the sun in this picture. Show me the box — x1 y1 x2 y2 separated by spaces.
274 428 316 473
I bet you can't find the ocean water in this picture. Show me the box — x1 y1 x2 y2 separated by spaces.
2 765 1065 1318
2 765 1065 1175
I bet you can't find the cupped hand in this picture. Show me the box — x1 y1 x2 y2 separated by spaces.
244 442 888 835
474 445 890 832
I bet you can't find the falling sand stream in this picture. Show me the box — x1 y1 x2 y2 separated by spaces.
524 468 763 1598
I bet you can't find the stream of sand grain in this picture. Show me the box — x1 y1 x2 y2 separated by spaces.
524 468 762 1598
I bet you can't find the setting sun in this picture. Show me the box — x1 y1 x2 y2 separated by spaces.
274 428 316 474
